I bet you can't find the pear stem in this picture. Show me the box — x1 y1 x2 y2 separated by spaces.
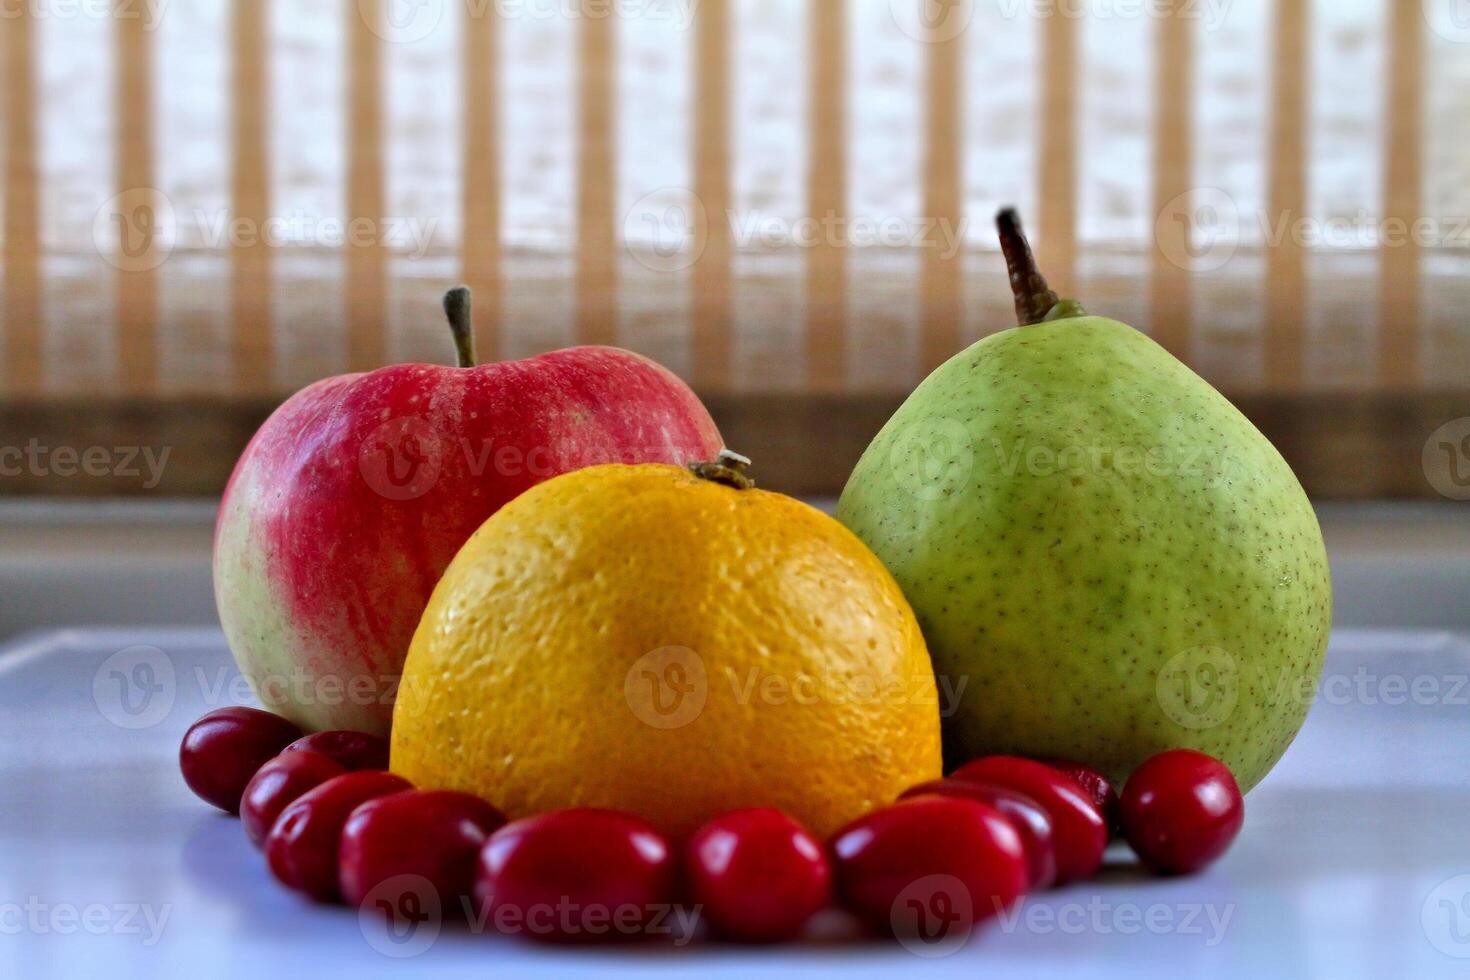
689 449 755 490
996 208 1062 326
442 287 476 368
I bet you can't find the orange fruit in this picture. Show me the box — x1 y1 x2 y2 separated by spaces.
390 455 942 839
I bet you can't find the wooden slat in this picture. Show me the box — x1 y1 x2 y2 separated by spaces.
1036 10 1076 295
1265 0 1308 390
1149 1 1192 359
1380 0 1422 390
576 10 617 346
231 0 271 391
691 0 731 391
347 0 387 370
461 3 500 359
9 391 1466 500
920 26 962 371
3 4 41 393
116 6 157 392
806 0 846 391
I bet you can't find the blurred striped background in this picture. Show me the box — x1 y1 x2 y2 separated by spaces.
1 0 1468 404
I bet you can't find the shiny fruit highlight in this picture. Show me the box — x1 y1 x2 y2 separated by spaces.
1120 750 1244 875
474 808 676 944
265 771 412 902
179 707 302 814
830 796 1028 937
951 755 1107 883
339 789 505 919
685 808 831 943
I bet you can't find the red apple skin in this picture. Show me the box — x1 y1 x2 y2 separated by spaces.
215 347 723 735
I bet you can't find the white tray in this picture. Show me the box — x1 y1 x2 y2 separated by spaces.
3 627 1468 978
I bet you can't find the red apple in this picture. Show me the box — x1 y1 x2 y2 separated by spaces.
215 288 723 734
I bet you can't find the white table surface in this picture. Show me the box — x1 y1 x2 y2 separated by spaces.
3 627 1469 979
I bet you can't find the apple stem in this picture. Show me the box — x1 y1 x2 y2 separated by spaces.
996 208 1081 326
442 287 477 368
689 449 755 490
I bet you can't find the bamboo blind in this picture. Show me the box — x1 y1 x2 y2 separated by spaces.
1 0 1468 401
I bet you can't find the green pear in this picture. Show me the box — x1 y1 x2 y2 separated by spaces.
837 209 1330 792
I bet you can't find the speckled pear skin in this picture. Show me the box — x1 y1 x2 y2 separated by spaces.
836 315 1332 792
